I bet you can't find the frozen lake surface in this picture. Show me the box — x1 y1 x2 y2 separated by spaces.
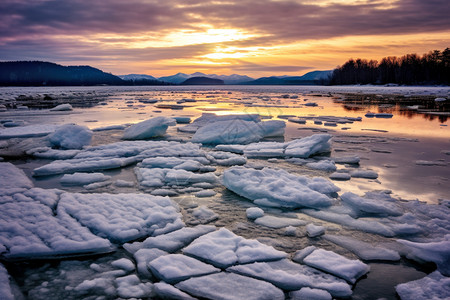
0 85 449 299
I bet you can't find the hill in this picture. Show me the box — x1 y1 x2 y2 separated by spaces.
0 61 125 86
242 70 332 85
159 72 253 84
181 77 224 85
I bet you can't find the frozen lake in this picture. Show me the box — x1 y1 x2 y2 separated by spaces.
0 85 449 299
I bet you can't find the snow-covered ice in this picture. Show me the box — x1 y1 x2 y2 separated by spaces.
58 192 184 242
254 215 306 229
154 282 196 300
49 103 73 111
60 172 111 186
149 254 220 283
306 223 325 237
395 271 450 300
0 124 59 139
115 274 153 298
223 166 339 209
48 124 93 149
175 272 285 300
227 259 352 297
182 228 287 268
246 207 265 219
0 263 14 300
0 162 33 189
122 116 176 140
303 248 370 284
289 287 332 300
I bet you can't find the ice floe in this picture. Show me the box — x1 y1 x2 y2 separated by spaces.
136 168 218 189
49 103 73 111
223 166 339 209
306 223 325 237
149 254 220 283
48 124 93 149
395 271 450 300
175 272 285 300
154 281 196 300
122 116 176 140
227 259 352 297
324 235 400 261
289 287 332 300
302 248 370 284
183 228 287 268
254 215 306 229
60 172 111 186
341 191 402 217
0 124 59 139
246 207 265 219
58 192 184 243
0 162 33 189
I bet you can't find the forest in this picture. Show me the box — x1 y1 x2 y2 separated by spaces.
329 48 450 85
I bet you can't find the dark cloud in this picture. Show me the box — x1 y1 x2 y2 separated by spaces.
1 0 449 74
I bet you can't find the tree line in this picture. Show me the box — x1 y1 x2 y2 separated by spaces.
329 48 450 85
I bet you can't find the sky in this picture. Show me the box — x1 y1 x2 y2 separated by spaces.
1 0 449 78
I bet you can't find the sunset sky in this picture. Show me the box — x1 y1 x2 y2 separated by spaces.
1 0 449 78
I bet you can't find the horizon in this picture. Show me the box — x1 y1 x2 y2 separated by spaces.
1 0 449 78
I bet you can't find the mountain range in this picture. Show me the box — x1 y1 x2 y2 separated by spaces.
0 61 332 86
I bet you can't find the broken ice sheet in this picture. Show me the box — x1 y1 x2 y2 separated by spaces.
59 192 184 243
396 271 450 300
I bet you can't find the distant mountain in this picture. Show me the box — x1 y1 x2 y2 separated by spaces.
0 61 125 86
119 74 157 81
243 70 333 85
159 72 254 84
181 77 224 85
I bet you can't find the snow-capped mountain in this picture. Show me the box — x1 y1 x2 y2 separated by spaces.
158 72 254 84
119 74 157 81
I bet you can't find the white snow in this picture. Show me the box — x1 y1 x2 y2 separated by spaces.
227 259 352 297
324 235 400 261
60 172 111 186
149 254 220 283
48 124 93 149
183 228 287 268
58 192 184 242
50 103 73 111
246 207 264 219
192 206 219 223
122 116 176 140
0 162 33 189
395 271 450 300
223 166 339 209
175 272 285 300
303 248 370 284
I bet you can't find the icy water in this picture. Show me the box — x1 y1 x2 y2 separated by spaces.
0 85 449 299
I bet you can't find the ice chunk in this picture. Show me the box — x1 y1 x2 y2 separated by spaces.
305 160 337 172
179 113 261 133
195 190 217 197
206 151 246 166
0 124 59 138
27 147 80 159
293 246 317 263
0 190 112 259
341 192 402 217
350 170 378 179
149 254 220 284
111 258 135 272
306 223 325 237
223 166 338 209
329 172 351 181
192 206 219 223
183 228 287 268
122 116 176 140
133 248 168 277
173 116 191 124
246 207 264 219
237 260 351 297
303 248 370 284
284 134 332 158
48 124 93 149
115 274 153 298
227 259 352 297
290 287 332 300
0 162 33 189
324 235 400 261
130 225 216 253
192 119 285 144
398 236 450 276
58 192 184 243
333 156 360 164
50 103 73 111
175 272 284 300
154 282 196 300
0 263 14 300
33 157 126 176
60 172 111 186
254 215 306 229
136 168 218 189
395 271 450 300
